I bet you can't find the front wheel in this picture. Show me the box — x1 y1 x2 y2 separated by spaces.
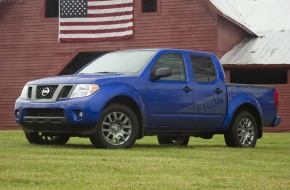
90 104 139 149
224 111 258 148
157 136 190 146
24 132 70 145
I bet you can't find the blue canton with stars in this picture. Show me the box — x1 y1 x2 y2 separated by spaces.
60 0 88 18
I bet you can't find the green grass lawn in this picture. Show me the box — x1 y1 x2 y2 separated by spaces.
0 131 289 190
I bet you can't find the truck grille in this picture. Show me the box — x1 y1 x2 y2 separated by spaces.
25 84 74 102
59 86 73 99
36 85 58 99
26 108 64 117
27 87 32 99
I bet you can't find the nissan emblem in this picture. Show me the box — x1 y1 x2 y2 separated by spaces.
41 87 50 97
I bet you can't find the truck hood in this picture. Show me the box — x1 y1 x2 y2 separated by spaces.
26 74 132 86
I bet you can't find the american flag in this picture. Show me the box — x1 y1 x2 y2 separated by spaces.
59 0 134 42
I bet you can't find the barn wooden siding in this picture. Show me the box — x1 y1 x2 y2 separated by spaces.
270 69 290 132
0 0 249 129
224 69 290 132
217 17 247 57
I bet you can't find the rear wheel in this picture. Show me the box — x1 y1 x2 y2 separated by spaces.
225 111 257 148
90 104 139 149
157 136 190 146
24 132 70 145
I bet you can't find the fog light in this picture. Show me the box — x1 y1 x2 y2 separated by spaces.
78 112 84 119
15 110 20 120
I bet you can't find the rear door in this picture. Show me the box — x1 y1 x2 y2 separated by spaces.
189 54 227 129
146 52 194 128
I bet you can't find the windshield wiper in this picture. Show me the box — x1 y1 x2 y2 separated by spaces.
77 72 122 75
94 72 122 74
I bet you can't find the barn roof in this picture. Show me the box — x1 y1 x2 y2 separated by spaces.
207 0 258 36
215 0 290 65
221 31 290 65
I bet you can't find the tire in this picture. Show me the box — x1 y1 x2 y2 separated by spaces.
225 111 258 148
157 136 190 146
89 104 139 149
24 132 70 145
224 131 236 147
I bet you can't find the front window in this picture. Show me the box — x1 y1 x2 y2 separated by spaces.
78 50 157 75
153 53 186 81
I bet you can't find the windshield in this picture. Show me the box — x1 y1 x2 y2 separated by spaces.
78 50 157 75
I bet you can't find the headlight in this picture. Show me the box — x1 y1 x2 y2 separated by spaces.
70 84 99 99
20 86 28 99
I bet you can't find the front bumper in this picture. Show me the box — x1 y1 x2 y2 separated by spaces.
14 96 103 135
271 116 281 127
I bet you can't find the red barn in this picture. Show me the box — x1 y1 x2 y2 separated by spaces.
213 0 290 132
0 0 288 131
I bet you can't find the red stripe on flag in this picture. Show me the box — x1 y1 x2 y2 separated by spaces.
59 35 133 43
60 26 133 34
60 19 133 26
87 11 132 17
88 3 133 9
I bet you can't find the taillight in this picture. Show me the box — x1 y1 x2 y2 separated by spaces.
274 90 279 107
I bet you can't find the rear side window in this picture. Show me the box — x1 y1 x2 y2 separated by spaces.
153 54 186 81
190 55 216 82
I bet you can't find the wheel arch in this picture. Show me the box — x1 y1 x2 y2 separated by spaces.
104 95 144 139
231 104 262 139
221 93 263 139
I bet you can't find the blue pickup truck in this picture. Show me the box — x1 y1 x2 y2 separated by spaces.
15 49 281 149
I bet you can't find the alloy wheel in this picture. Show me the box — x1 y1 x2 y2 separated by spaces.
101 112 132 145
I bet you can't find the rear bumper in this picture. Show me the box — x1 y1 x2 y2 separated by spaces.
271 116 281 127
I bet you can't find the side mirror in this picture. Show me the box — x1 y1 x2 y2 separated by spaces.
152 67 172 80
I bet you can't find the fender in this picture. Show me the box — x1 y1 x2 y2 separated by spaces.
97 83 146 120
220 92 263 131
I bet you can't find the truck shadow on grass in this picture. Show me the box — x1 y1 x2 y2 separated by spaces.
25 143 271 150
133 144 227 149
40 143 228 150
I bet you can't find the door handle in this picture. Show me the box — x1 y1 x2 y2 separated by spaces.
183 86 192 93
214 88 224 94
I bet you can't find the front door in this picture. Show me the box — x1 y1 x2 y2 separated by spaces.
146 53 193 128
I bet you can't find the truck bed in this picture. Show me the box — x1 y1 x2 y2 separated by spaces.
227 83 277 126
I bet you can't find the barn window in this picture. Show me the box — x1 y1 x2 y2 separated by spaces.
230 69 288 84
142 0 157 13
45 0 59 18
59 52 108 75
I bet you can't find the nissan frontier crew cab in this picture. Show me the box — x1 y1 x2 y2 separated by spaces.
15 49 281 149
